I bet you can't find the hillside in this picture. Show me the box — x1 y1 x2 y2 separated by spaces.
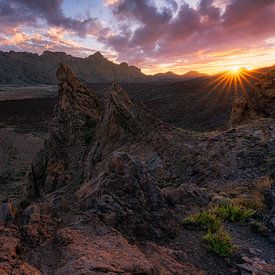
0 51 147 84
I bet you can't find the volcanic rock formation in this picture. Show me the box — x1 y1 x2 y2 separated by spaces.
25 64 184 240
1 64 275 274
229 65 275 125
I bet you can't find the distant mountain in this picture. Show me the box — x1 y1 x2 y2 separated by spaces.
0 51 147 84
182 71 208 79
152 71 181 80
152 70 208 81
0 50 209 85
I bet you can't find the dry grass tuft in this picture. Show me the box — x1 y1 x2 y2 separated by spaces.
255 176 273 192
232 192 266 212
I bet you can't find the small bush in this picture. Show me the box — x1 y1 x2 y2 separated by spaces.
213 204 255 223
203 229 234 257
182 211 221 232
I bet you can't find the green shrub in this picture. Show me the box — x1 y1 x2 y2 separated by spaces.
182 203 256 257
213 204 255 223
203 229 234 257
182 211 221 232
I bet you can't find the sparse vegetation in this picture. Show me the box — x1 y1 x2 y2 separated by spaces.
203 229 234 257
232 192 266 212
182 202 257 257
213 204 255 223
182 211 221 232
222 177 273 212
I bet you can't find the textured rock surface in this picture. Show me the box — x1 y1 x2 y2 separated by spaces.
77 152 178 240
0 225 40 274
0 202 15 225
230 66 275 125
56 63 101 118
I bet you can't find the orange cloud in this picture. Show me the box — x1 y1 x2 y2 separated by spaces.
104 0 120 6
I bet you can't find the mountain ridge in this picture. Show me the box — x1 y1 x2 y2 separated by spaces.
0 50 208 85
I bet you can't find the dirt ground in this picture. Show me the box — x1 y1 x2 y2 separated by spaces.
0 86 55 204
0 127 44 204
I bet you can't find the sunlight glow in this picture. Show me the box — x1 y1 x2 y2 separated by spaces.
230 66 240 73
206 67 259 100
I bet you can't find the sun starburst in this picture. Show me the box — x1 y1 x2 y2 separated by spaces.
206 67 259 99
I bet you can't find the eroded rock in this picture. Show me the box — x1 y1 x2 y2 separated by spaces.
77 152 178 240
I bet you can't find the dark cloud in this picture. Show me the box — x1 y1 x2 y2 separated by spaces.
199 0 220 20
0 0 102 35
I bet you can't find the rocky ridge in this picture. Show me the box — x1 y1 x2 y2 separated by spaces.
0 51 147 84
0 50 210 85
0 64 275 274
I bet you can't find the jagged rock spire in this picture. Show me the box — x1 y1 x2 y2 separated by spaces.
56 63 102 119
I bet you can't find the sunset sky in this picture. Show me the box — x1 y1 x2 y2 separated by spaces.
0 0 275 75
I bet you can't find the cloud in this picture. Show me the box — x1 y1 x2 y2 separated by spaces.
0 26 101 57
104 0 120 6
99 0 275 70
0 0 275 73
0 0 105 36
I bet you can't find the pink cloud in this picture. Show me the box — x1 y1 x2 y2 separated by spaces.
0 0 275 73
100 0 275 70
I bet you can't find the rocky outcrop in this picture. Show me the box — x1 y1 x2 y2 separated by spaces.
229 66 275 125
25 65 102 199
56 63 101 119
77 152 178 240
238 256 275 275
24 64 183 240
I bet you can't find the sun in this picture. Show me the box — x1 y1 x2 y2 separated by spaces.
206 65 258 98
230 66 240 74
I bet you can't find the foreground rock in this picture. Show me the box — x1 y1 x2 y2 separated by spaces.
16 64 203 273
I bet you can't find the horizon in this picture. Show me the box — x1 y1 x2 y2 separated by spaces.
0 0 275 75
2 49 274 77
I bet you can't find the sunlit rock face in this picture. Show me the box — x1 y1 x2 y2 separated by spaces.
56 63 102 119
230 66 275 125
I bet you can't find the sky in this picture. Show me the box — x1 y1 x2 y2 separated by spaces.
0 0 275 75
